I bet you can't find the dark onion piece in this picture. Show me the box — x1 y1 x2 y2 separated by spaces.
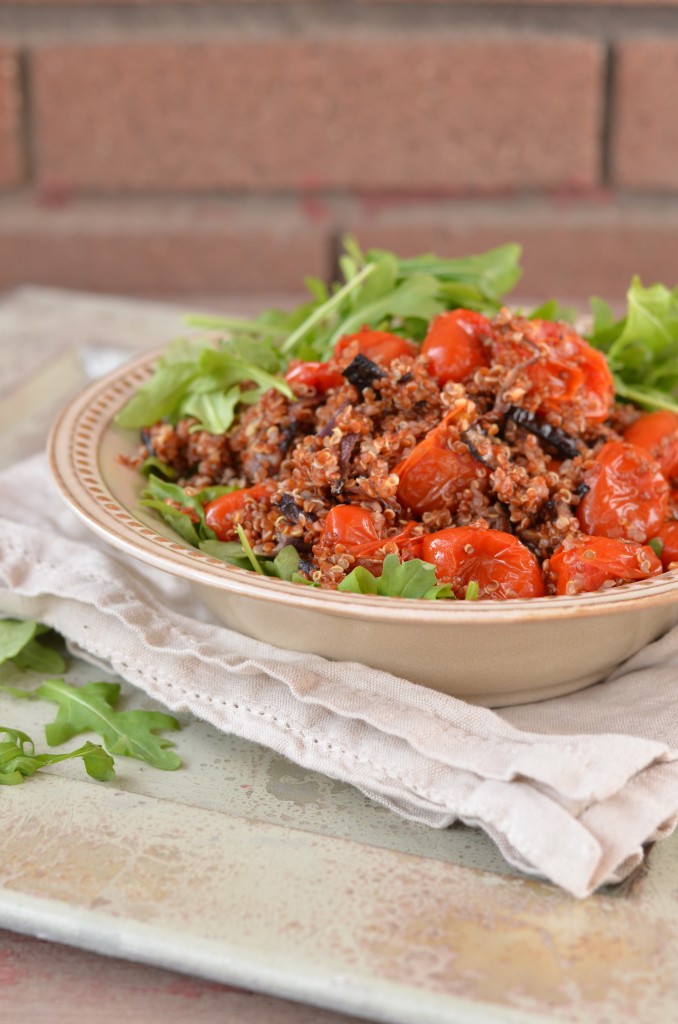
276 493 303 523
342 354 386 393
505 406 580 460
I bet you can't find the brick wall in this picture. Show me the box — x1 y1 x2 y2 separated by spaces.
0 1 677 304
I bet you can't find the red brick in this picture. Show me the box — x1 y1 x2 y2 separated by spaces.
8 0 678 4
341 199 678 305
0 46 23 189
32 37 603 194
0 197 329 295
613 40 678 190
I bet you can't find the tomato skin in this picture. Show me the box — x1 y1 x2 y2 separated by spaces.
421 309 490 384
396 440 486 516
319 505 422 565
204 483 272 541
493 319 614 424
624 410 678 482
321 505 380 550
549 535 662 596
576 441 669 543
334 327 418 366
421 526 546 600
650 521 678 571
285 360 344 394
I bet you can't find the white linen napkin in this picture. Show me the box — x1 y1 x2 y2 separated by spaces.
1 454 677 898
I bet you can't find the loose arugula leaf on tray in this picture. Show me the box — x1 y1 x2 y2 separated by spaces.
0 619 66 674
0 727 115 786
36 679 181 770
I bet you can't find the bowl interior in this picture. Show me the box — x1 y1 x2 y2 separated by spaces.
48 347 678 706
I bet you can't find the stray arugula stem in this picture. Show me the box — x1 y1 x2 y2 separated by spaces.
184 314 288 336
280 263 377 355
235 524 265 575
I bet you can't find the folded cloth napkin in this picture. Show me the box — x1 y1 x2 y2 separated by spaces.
1 454 677 898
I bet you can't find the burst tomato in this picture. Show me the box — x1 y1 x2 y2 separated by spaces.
576 441 669 543
204 483 272 541
285 360 344 394
319 505 422 561
421 526 545 600
649 521 678 571
624 410 678 482
395 437 485 516
320 504 380 549
549 535 662 595
421 309 490 385
493 319 614 424
334 327 418 366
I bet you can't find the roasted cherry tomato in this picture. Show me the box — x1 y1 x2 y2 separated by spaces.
319 505 422 562
204 483 272 541
396 439 485 516
320 504 380 550
549 535 662 595
649 521 678 571
421 309 490 385
421 526 546 600
285 360 344 394
493 319 614 424
576 441 669 543
334 327 418 366
624 410 678 482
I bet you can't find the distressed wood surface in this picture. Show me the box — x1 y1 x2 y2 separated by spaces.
0 929 361 1024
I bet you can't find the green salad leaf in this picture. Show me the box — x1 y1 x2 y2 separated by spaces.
0 619 66 674
338 554 455 599
140 476 239 545
116 238 523 431
35 679 182 770
116 338 293 434
588 276 678 412
0 727 115 786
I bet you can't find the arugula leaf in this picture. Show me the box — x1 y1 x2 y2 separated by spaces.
527 298 577 324
0 727 115 785
338 555 455 599
116 356 201 429
140 476 219 544
0 620 37 662
199 538 253 570
269 545 302 581
589 277 678 412
117 239 524 433
181 387 241 435
0 620 66 674
395 243 523 305
117 336 292 433
140 456 178 480
35 679 181 770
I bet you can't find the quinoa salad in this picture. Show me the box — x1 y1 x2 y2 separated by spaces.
117 243 678 602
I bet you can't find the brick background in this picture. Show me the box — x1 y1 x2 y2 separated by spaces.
0 3 677 305
0 46 22 189
33 38 603 194
613 39 678 189
0 198 327 294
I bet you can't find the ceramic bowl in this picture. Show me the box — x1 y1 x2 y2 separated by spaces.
48 348 678 708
